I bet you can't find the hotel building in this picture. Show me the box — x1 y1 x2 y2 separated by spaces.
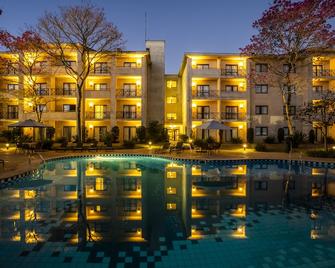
0 40 335 143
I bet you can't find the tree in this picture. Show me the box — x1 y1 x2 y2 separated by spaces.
298 91 335 151
35 3 124 146
136 126 146 143
147 121 168 143
0 31 55 123
241 0 335 152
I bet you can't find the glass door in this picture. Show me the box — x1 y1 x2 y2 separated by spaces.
123 105 136 119
94 105 107 119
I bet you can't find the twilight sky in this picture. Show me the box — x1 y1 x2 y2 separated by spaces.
0 0 271 73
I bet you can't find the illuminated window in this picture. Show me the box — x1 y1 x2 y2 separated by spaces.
166 96 177 104
166 80 177 88
167 203 177 210
167 113 177 120
95 177 106 191
167 171 177 179
167 187 177 194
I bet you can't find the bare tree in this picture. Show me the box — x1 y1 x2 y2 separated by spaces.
0 31 55 123
35 3 124 146
298 91 335 151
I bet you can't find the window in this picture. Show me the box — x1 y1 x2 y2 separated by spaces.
196 85 210 97
255 63 268 73
35 61 47 69
313 85 323 93
7 105 18 119
64 60 75 67
167 171 176 179
35 83 48 95
225 85 238 92
94 83 108 91
167 113 177 120
63 104 76 112
166 96 177 104
225 106 239 119
255 105 268 115
255 84 268 94
94 105 107 119
64 185 77 192
196 64 209 69
123 83 137 96
226 127 238 142
123 105 136 119
7 84 19 91
255 127 268 136
123 62 137 68
123 199 138 212
225 64 238 76
283 106 296 116
94 62 108 73
166 80 177 88
63 83 76 95
313 65 323 76
63 126 74 141
196 106 210 119
283 84 296 93
123 126 136 141
36 104 46 112
123 177 137 191
94 126 107 142
255 181 268 191
95 177 106 191
283 64 296 73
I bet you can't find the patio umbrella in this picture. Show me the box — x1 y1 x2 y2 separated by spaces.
8 119 48 128
196 120 231 130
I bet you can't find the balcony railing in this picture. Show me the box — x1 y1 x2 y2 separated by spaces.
221 112 246 120
0 67 18 75
192 90 219 98
55 88 76 96
221 68 246 77
116 111 141 120
92 66 110 74
0 112 19 119
85 111 111 120
313 69 335 77
116 89 142 98
192 112 220 120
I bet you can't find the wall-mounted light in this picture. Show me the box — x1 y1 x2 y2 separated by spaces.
239 103 244 109
28 102 33 107
136 102 141 107
6 143 9 150
89 125 93 129
192 81 196 87
89 102 94 108
136 80 141 87
239 82 245 88
136 58 141 66
89 81 93 87
192 103 196 108
239 125 243 129
238 62 244 67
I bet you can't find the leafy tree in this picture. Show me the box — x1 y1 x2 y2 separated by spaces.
35 3 124 146
298 91 335 151
147 121 168 143
241 0 335 152
277 128 285 143
136 126 146 143
111 126 119 143
247 128 254 143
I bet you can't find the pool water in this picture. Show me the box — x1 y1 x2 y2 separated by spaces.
1 156 335 267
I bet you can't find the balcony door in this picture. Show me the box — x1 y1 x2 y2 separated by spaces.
197 106 210 119
63 126 74 141
123 105 136 119
168 129 179 141
225 127 238 142
123 126 136 141
225 64 238 76
94 126 107 142
35 83 48 96
94 105 107 119
225 106 238 119
196 85 210 97
313 65 323 76
123 83 137 97
63 83 76 96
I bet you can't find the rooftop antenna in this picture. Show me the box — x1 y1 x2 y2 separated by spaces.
144 12 148 41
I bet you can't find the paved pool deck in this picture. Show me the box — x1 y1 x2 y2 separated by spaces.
0 147 334 181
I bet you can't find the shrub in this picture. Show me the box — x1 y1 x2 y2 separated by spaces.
264 136 276 144
86 138 98 146
306 150 335 158
136 126 146 143
123 139 136 149
46 127 55 140
326 136 335 144
179 134 189 142
194 139 207 149
37 139 54 150
247 128 254 144
0 129 21 142
102 132 113 147
147 121 168 142
206 136 220 149
231 137 243 144
308 129 315 144
55 137 68 147
255 143 267 152
111 126 119 143
277 128 285 143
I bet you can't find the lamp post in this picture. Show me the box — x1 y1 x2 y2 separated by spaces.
148 141 152 150
6 143 9 150
243 144 247 152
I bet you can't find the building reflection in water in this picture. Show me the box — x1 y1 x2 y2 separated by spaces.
0 158 335 246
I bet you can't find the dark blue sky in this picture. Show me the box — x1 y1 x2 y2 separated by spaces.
0 0 271 73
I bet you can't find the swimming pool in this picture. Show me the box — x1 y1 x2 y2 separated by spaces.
1 155 335 267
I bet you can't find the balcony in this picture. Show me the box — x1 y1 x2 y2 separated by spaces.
0 67 18 76
91 66 111 75
85 111 111 120
116 89 142 98
192 112 220 120
0 112 18 120
191 68 220 77
313 69 335 78
192 90 219 99
221 68 246 78
85 89 111 98
220 90 247 99
55 88 76 97
116 66 142 75
116 111 141 120
23 110 77 120
221 112 246 121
